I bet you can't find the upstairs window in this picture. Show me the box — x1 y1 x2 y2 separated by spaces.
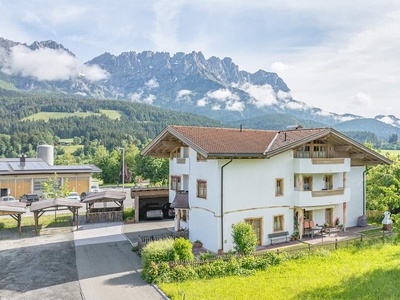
197 180 207 199
303 176 312 191
171 176 181 191
276 179 284 196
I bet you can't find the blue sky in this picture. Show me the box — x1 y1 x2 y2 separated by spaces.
1 0 400 118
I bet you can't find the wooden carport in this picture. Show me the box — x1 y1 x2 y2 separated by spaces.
0 201 27 236
131 187 169 222
30 199 82 235
82 190 126 223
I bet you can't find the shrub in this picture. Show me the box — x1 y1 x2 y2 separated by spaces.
232 222 257 255
173 237 194 261
198 252 217 261
123 208 134 221
141 238 175 270
366 210 385 223
170 264 198 282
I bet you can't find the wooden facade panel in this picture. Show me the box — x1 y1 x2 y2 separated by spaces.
65 176 90 194
16 179 31 199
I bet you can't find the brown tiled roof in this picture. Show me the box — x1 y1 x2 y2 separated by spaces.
170 126 277 155
267 128 329 153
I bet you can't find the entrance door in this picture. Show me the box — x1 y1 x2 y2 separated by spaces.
245 218 262 246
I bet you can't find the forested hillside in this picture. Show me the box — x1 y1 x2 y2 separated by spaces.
0 94 224 158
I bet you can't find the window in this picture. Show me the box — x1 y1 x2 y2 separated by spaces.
303 176 312 191
276 178 284 196
273 215 284 232
304 210 313 221
325 208 332 226
170 176 181 191
323 175 332 190
245 218 262 245
197 180 207 198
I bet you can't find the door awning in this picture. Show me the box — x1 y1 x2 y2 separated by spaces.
171 191 189 209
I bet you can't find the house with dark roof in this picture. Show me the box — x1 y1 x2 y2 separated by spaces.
0 147 101 199
142 125 391 253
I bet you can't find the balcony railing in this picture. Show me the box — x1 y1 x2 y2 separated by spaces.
293 188 350 207
294 158 350 174
311 188 344 197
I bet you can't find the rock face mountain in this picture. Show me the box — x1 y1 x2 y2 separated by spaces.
0 37 399 138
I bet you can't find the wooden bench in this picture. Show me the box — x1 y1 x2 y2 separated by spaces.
268 231 290 245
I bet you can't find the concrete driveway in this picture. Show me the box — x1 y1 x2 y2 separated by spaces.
74 222 166 300
0 219 171 300
123 219 175 245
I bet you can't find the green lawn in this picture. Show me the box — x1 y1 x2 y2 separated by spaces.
378 149 400 157
0 213 74 230
159 243 400 300
22 109 121 122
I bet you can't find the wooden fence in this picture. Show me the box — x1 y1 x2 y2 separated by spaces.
138 229 189 255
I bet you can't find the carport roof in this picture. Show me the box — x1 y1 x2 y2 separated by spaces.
30 198 82 212
0 201 26 214
81 190 126 203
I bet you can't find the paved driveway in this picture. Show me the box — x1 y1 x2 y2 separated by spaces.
0 231 82 300
74 222 165 300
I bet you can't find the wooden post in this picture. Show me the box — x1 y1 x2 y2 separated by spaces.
343 202 347 231
18 214 21 237
343 172 347 188
298 208 304 240
134 196 139 223
176 209 181 231
299 174 304 191
34 211 39 236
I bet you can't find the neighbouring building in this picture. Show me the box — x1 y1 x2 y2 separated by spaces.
141 125 392 253
0 145 101 199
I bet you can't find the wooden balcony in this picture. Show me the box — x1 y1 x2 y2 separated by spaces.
294 158 350 174
311 188 344 197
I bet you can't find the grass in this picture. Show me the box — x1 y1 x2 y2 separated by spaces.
377 149 400 157
159 243 400 300
0 80 18 91
0 213 75 230
62 144 83 155
22 109 121 122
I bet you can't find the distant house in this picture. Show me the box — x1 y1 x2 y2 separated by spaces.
142 125 391 253
0 145 101 199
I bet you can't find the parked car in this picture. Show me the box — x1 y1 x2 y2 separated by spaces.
19 193 40 206
80 191 94 201
162 202 175 218
142 203 164 220
1 196 17 202
66 192 81 202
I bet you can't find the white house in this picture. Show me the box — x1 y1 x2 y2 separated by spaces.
142 125 391 253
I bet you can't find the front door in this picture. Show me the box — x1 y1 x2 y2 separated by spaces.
245 218 262 246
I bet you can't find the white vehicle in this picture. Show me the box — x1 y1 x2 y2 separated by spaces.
1 196 17 202
66 192 81 202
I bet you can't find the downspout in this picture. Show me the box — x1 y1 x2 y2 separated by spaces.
221 158 233 253
363 169 367 216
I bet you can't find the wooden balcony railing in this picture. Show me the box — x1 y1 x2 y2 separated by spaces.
311 189 345 197
311 158 345 165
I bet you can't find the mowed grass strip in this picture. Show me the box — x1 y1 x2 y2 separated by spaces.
22 109 121 121
159 244 400 300
0 213 74 229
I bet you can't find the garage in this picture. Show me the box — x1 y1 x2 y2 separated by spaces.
131 187 170 222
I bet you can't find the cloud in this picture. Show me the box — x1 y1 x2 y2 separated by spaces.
347 92 373 109
197 98 208 107
211 105 221 110
145 77 159 89
282 101 306 111
176 89 193 102
271 61 292 74
129 92 156 105
0 44 108 81
239 83 277 108
205 89 244 111
277 90 292 100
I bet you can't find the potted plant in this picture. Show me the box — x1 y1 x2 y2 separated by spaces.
194 239 203 248
291 230 299 241
334 217 340 227
126 216 135 224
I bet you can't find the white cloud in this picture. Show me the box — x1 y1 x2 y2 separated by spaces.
282 101 305 111
206 89 239 102
271 61 292 74
205 89 244 111
176 89 193 102
145 77 159 89
347 92 373 110
0 45 108 81
196 98 208 107
239 83 277 108
143 94 156 105
277 90 292 100
129 92 143 103
211 105 221 110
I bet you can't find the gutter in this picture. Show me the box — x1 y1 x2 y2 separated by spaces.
220 158 233 253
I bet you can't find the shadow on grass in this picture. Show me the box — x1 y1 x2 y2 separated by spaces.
296 267 400 300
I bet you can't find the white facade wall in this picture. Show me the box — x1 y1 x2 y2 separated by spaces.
346 166 365 227
169 145 367 252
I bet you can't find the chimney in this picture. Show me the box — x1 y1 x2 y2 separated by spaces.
240 124 243 132
20 154 26 168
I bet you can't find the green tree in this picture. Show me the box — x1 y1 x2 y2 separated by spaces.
41 173 71 198
232 222 257 255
